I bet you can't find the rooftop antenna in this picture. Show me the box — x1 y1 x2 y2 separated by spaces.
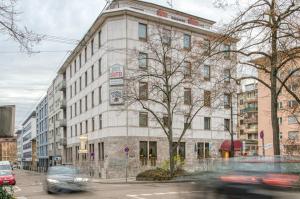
167 0 173 8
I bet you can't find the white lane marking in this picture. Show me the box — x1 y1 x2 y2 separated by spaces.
14 186 22 192
16 197 27 199
126 190 205 198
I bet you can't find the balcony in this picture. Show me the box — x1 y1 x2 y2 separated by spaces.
60 138 67 146
58 80 66 91
245 127 258 134
243 107 258 113
244 117 258 124
59 99 66 109
58 119 67 127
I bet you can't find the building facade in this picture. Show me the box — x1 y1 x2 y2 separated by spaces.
47 74 67 166
0 105 15 138
16 130 23 167
55 0 237 178
36 96 49 169
21 111 37 170
237 83 258 156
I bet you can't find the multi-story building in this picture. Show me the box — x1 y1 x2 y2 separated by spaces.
47 74 67 166
36 96 49 169
237 83 258 156
56 0 237 178
22 111 37 170
16 130 23 167
258 58 300 156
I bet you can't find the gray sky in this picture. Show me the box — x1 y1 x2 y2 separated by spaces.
0 0 236 130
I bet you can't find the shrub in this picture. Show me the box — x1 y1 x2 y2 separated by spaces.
0 186 15 199
136 168 171 181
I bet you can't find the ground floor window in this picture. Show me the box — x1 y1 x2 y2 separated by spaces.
173 142 186 160
197 142 210 159
139 141 157 166
98 142 104 161
89 144 95 161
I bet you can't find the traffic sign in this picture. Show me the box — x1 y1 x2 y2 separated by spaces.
260 130 264 139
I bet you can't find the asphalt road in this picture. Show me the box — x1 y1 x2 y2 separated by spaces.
14 169 213 199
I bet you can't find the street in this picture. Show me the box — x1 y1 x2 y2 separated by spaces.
14 169 212 199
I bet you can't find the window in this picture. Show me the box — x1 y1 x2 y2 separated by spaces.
98 142 104 161
184 115 191 129
85 71 88 87
79 53 82 68
279 132 283 140
91 39 94 56
203 39 211 55
84 47 87 63
89 143 95 161
80 123 82 135
197 142 210 159
288 131 299 140
139 82 148 100
92 117 95 132
139 141 148 166
224 69 230 82
98 59 102 76
99 114 102 129
288 115 298 124
85 120 88 133
149 141 157 166
79 99 82 114
74 60 77 73
70 85 72 98
278 102 283 109
183 61 191 78
75 81 77 95
173 142 186 160
278 117 282 125
240 120 244 125
85 95 88 111
138 52 148 69
203 65 210 81
183 34 191 49
99 86 102 104
98 31 101 48
288 100 298 108
78 77 81 92
163 115 168 127
91 65 94 82
139 112 148 127
138 23 147 40
162 29 171 45
204 117 211 130
204 90 211 107
184 88 192 105
92 91 95 108
224 44 231 58
70 65 72 78
240 99 244 105
75 102 77 116
224 119 230 131
75 125 78 136
224 93 231 108
70 105 73 119
289 84 298 92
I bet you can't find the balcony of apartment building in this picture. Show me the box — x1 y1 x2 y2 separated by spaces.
59 99 66 109
57 80 66 91
60 138 67 146
58 119 67 127
242 106 258 113
244 117 258 124
244 126 258 134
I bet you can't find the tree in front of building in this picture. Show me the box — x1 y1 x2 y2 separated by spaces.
214 0 300 155
125 24 236 176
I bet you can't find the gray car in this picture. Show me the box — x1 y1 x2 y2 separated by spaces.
44 165 88 194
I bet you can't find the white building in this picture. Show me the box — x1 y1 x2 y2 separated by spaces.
16 130 23 167
21 111 37 170
47 74 67 166
56 0 237 178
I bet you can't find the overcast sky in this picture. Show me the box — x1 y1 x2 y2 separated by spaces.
0 0 238 130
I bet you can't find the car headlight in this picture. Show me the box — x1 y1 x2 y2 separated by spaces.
47 178 59 183
74 177 88 183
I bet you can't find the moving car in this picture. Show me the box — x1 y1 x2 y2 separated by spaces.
0 170 16 186
44 165 88 194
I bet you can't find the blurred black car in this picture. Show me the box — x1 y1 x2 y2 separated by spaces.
211 156 300 199
44 165 88 194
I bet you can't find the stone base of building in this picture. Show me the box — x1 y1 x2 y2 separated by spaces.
67 136 224 179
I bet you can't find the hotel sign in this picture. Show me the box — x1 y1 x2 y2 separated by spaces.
110 64 124 79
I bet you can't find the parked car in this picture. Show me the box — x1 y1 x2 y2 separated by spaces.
0 161 12 171
0 170 16 186
44 165 88 194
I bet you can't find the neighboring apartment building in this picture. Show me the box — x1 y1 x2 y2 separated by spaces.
47 74 67 166
258 58 300 156
16 130 23 167
22 111 37 170
56 0 237 178
237 83 258 156
36 96 49 169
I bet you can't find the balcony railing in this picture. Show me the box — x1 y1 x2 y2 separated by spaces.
58 119 67 127
244 118 258 124
58 80 66 91
243 107 258 113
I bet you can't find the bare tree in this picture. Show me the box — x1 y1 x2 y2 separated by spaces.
0 0 42 52
125 24 236 176
214 0 300 155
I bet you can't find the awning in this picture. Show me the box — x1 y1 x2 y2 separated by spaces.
220 140 242 151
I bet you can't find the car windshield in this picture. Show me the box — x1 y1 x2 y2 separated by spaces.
48 166 79 175
0 165 11 170
0 170 12 176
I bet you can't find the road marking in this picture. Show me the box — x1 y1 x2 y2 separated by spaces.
14 186 22 192
126 190 204 198
16 197 27 199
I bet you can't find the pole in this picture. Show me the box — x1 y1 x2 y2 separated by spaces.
125 152 128 183
262 136 265 156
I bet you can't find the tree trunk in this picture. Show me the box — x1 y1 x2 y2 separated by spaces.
169 138 175 177
270 0 280 156
230 97 235 157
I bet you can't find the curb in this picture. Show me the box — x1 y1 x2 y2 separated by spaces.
90 178 201 184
